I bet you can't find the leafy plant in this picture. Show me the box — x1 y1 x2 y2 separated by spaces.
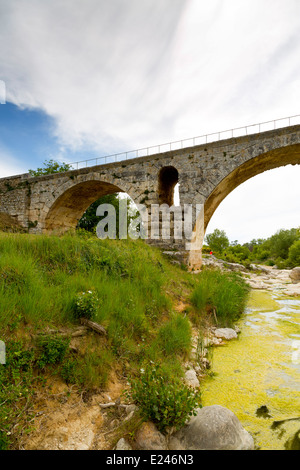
36 335 70 369
125 363 201 433
73 290 99 320
28 159 72 176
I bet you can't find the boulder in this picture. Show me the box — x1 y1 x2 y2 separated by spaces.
224 262 245 272
184 369 200 388
213 328 238 340
169 405 254 450
134 422 167 450
289 267 300 283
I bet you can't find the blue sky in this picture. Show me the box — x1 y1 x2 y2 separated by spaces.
0 103 56 174
0 0 299 243
0 102 111 174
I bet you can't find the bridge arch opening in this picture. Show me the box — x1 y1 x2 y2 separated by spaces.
203 144 300 235
186 143 300 270
45 180 129 233
158 166 179 206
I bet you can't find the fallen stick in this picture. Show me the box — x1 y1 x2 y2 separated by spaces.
80 318 107 336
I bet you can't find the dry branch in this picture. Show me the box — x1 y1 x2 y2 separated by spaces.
80 318 107 336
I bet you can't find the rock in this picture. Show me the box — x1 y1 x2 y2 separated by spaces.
134 422 167 450
115 438 133 451
289 267 300 283
285 429 300 450
213 328 238 340
255 405 272 418
184 369 200 388
125 404 138 415
224 262 245 272
169 405 254 450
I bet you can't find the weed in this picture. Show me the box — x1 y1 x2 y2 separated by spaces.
73 290 99 320
125 363 201 433
36 335 70 369
155 313 191 357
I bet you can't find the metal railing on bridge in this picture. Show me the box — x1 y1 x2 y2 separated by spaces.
69 114 300 170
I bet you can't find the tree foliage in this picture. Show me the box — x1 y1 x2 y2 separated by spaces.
29 159 72 176
206 227 300 268
77 193 135 236
205 229 229 254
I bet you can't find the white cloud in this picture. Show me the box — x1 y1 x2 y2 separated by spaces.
0 0 185 152
1 0 300 152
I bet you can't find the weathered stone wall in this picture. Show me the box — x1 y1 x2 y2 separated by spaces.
1 125 300 268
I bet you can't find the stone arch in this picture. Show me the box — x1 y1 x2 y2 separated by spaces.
158 166 179 206
203 143 300 232
44 180 126 232
186 142 300 270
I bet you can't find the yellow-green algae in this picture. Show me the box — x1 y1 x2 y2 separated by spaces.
201 290 300 450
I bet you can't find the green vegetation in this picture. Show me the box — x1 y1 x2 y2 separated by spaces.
28 159 72 176
0 229 251 448
191 269 250 327
125 363 201 433
77 192 136 235
0 231 194 448
205 227 300 268
205 229 229 254
0 339 38 449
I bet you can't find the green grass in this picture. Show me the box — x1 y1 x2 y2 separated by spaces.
191 268 250 327
0 232 171 331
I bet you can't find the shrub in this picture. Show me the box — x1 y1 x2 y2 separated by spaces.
73 290 99 320
125 363 201 433
36 335 70 369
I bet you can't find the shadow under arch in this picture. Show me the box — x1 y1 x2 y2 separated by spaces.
45 180 126 232
203 143 300 234
158 166 179 206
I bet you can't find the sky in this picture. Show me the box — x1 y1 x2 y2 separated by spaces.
0 0 299 243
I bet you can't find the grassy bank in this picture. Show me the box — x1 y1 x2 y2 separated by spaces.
0 231 249 449
191 268 250 327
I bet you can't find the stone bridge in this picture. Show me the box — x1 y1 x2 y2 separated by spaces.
1 124 300 269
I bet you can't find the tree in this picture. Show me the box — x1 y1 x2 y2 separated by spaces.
77 193 136 237
29 159 72 176
205 229 230 254
268 228 299 260
287 240 300 267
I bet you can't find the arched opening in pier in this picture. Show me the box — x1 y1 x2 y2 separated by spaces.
158 166 179 206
